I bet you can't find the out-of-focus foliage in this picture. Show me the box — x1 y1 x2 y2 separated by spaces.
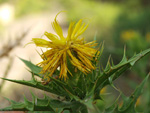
0 0 9 4
0 0 52 17
14 0 52 17
60 0 121 40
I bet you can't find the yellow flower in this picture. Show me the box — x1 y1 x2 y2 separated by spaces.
31 12 99 83
121 30 137 41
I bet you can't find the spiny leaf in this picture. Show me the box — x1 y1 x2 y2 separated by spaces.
118 74 149 113
20 58 42 78
94 48 150 100
94 64 125 99
1 92 89 112
0 93 54 111
0 77 65 97
105 93 121 113
23 95 34 111
20 58 60 79
104 74 149 113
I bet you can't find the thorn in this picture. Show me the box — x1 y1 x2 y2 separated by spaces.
110 57 114 66
31 72 36 82
106 55 112 67
123 45 126 56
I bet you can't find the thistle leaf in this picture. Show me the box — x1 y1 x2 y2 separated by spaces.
0 93 54 111
1 92 89 112
105 94 120 113
94 48 150 100
20 58 42 78
0 77 65 97
118 74 149 113
104 74 149 113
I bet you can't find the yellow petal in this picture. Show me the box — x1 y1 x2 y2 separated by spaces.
67 50 88 74
44 31 59 41
71 19 82 39
52 12 65 41
67 21 75 41
32 38 53 48
44 31 65 47
75 24 88 38
59 52 68 80
71 19 88 40
72 44 97 58
77 51 95 70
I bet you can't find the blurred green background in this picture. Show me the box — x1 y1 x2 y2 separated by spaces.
0 0 150 112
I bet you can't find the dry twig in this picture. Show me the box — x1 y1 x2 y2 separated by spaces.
0 31 28 58
0 30 29 91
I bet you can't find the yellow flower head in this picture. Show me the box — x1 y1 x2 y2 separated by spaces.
31 12 99 83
